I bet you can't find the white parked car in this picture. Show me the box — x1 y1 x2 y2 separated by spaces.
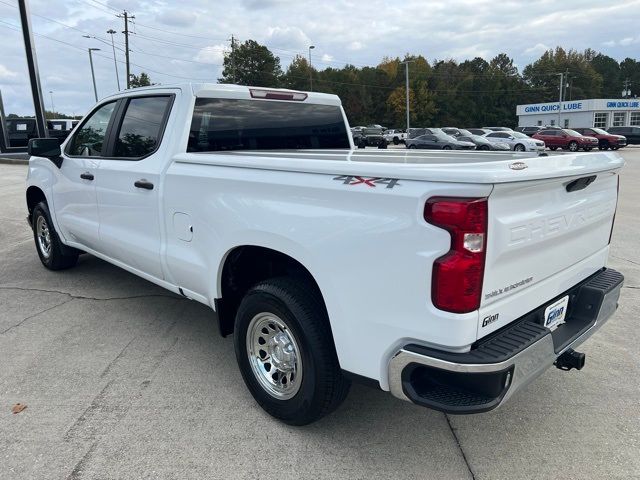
484 131 545 152
25 83 624 424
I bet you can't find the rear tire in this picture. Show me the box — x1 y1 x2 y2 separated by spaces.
393 137 400 145
408 144 416 149
32 202 79 270
549 146 558 151
234 277 350 425
442 145 452 150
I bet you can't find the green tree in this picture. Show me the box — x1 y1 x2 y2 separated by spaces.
219 39 283 87
282 55 312 90
129 72 154 88
589 53 621 97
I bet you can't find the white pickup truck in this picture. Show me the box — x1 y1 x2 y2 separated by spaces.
25 84 624 425
383 129 407 145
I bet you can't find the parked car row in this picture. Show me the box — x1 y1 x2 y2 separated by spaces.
352 122 638 152
404 127 543 152
516 125 638 148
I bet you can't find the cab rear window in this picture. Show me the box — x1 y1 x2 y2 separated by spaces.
188 98 350 151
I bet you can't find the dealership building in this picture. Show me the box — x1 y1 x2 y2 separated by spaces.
516 99 640 129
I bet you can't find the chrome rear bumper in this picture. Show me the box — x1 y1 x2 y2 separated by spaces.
388 268 623 414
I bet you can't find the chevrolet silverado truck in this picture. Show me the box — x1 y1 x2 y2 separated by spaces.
25 84 624 425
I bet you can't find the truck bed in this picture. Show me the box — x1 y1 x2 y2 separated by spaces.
173 149 624 184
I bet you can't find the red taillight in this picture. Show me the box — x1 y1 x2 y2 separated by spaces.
425 197 488 313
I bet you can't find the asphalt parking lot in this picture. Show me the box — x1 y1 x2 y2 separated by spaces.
1 149 639 480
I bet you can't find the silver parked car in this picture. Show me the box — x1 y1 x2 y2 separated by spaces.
406 133 476 150
484 131 545 152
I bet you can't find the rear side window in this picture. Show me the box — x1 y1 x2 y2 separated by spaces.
114 96 172 158
67 102 117 156
188 98 350 152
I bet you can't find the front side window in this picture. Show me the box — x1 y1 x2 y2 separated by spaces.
593 112 608 128
188 98 350 152
67 102 116 156
114 96 172 158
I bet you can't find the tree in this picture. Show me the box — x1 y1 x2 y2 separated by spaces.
219 39 282 87
282 55 312 90
589 53 621 97
129 72 154 88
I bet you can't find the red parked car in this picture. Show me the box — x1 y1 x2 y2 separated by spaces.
532 128 599 152
572 127 627 150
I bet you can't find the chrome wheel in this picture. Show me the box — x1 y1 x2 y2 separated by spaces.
246 312 302 400
569 141 578 152
36 215 52 259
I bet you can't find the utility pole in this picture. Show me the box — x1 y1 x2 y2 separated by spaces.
118 11 134 89
88 48 100 102
401 60 414 133
107 29 121 90
229 35 237 83
49 90 54 115
308 45 315 91
623 79 631 98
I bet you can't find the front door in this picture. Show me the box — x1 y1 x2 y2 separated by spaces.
51 101 117 251
95 94 174 280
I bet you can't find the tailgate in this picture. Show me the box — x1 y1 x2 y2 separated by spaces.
478 165 620 339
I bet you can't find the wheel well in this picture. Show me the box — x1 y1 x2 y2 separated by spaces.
26 186 46 222
216 246 326 337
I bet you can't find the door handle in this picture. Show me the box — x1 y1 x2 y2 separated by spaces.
134 179 154 190
80 172 94 181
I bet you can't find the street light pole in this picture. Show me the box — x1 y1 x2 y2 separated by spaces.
308 45 315 91
88 48 100 102
401 60 414 133
556 72 563 127
49 90 54 115
107 29 121 90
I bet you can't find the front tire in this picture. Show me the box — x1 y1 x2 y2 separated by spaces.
549 146 558 151
393 137 400 145
442 145 452 150
568 141 579 152
234 277 350 425
32 202 79 270
514 143 526 152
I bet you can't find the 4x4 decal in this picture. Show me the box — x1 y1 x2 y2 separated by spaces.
333 176 401 189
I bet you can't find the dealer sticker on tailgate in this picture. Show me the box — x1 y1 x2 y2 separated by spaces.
544 295 569 331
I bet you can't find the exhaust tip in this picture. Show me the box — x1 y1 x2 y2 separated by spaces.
555 349 586 371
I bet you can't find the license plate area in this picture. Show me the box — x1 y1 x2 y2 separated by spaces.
544 295 569 331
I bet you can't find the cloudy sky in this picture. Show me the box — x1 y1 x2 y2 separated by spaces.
1 0 639 116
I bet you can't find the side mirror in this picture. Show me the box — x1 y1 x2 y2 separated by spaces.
508 136 515 140
28 138 63 168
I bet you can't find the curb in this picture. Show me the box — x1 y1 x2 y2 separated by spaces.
0 158 29 165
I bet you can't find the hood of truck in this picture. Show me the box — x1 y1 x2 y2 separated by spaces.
174 150 624 185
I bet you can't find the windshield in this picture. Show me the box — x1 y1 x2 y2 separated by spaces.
511 132 529 139
591 128 608 135
457 129 473 136
564 129 582 137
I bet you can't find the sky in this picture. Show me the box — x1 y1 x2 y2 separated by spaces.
1 0 639 116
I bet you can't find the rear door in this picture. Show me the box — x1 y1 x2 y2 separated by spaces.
94 94 175 279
